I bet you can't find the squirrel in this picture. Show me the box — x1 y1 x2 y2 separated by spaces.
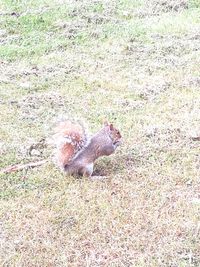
51 119 122 177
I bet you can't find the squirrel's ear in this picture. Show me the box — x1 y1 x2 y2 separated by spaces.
103 121 114 131
103 121 109 127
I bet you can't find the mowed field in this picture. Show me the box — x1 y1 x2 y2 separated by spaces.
0 0 200 266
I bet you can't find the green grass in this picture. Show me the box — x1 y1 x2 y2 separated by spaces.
0 0 200 266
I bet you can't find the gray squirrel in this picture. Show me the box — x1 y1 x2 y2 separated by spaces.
51 120 122 177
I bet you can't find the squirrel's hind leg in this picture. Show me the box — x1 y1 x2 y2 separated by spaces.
79 163 94 177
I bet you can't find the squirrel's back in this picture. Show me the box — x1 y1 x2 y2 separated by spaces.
52 120 88 169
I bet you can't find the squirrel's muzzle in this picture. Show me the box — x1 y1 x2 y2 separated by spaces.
114 139 122 146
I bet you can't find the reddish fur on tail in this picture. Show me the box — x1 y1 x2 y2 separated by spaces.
52 120 87 169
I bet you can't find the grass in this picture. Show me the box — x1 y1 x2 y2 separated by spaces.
0 0 200 266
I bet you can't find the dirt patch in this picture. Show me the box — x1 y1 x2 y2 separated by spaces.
0 60 76 87
137 0 188 17
55 19 88 39
82 13 113 25
126 34 200 57
145 126 185 144
137 81 171 100
149 0 188 13
182 76 200 88
128 76 171 101
18 92 65 121
17 138 48 161
114 99 145 111
143 126 200 152
123 33 200 78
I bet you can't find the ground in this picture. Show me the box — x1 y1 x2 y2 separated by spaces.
0 0 200 266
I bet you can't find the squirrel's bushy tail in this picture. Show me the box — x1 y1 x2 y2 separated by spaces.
51 120 88 169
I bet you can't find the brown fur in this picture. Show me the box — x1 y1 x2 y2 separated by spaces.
52 120 87 169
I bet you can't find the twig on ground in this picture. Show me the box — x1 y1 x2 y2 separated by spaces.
0 159 48 174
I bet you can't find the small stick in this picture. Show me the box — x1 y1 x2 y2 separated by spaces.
0 159 48 174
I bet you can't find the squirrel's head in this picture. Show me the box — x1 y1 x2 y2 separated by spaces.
103 121 122 146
